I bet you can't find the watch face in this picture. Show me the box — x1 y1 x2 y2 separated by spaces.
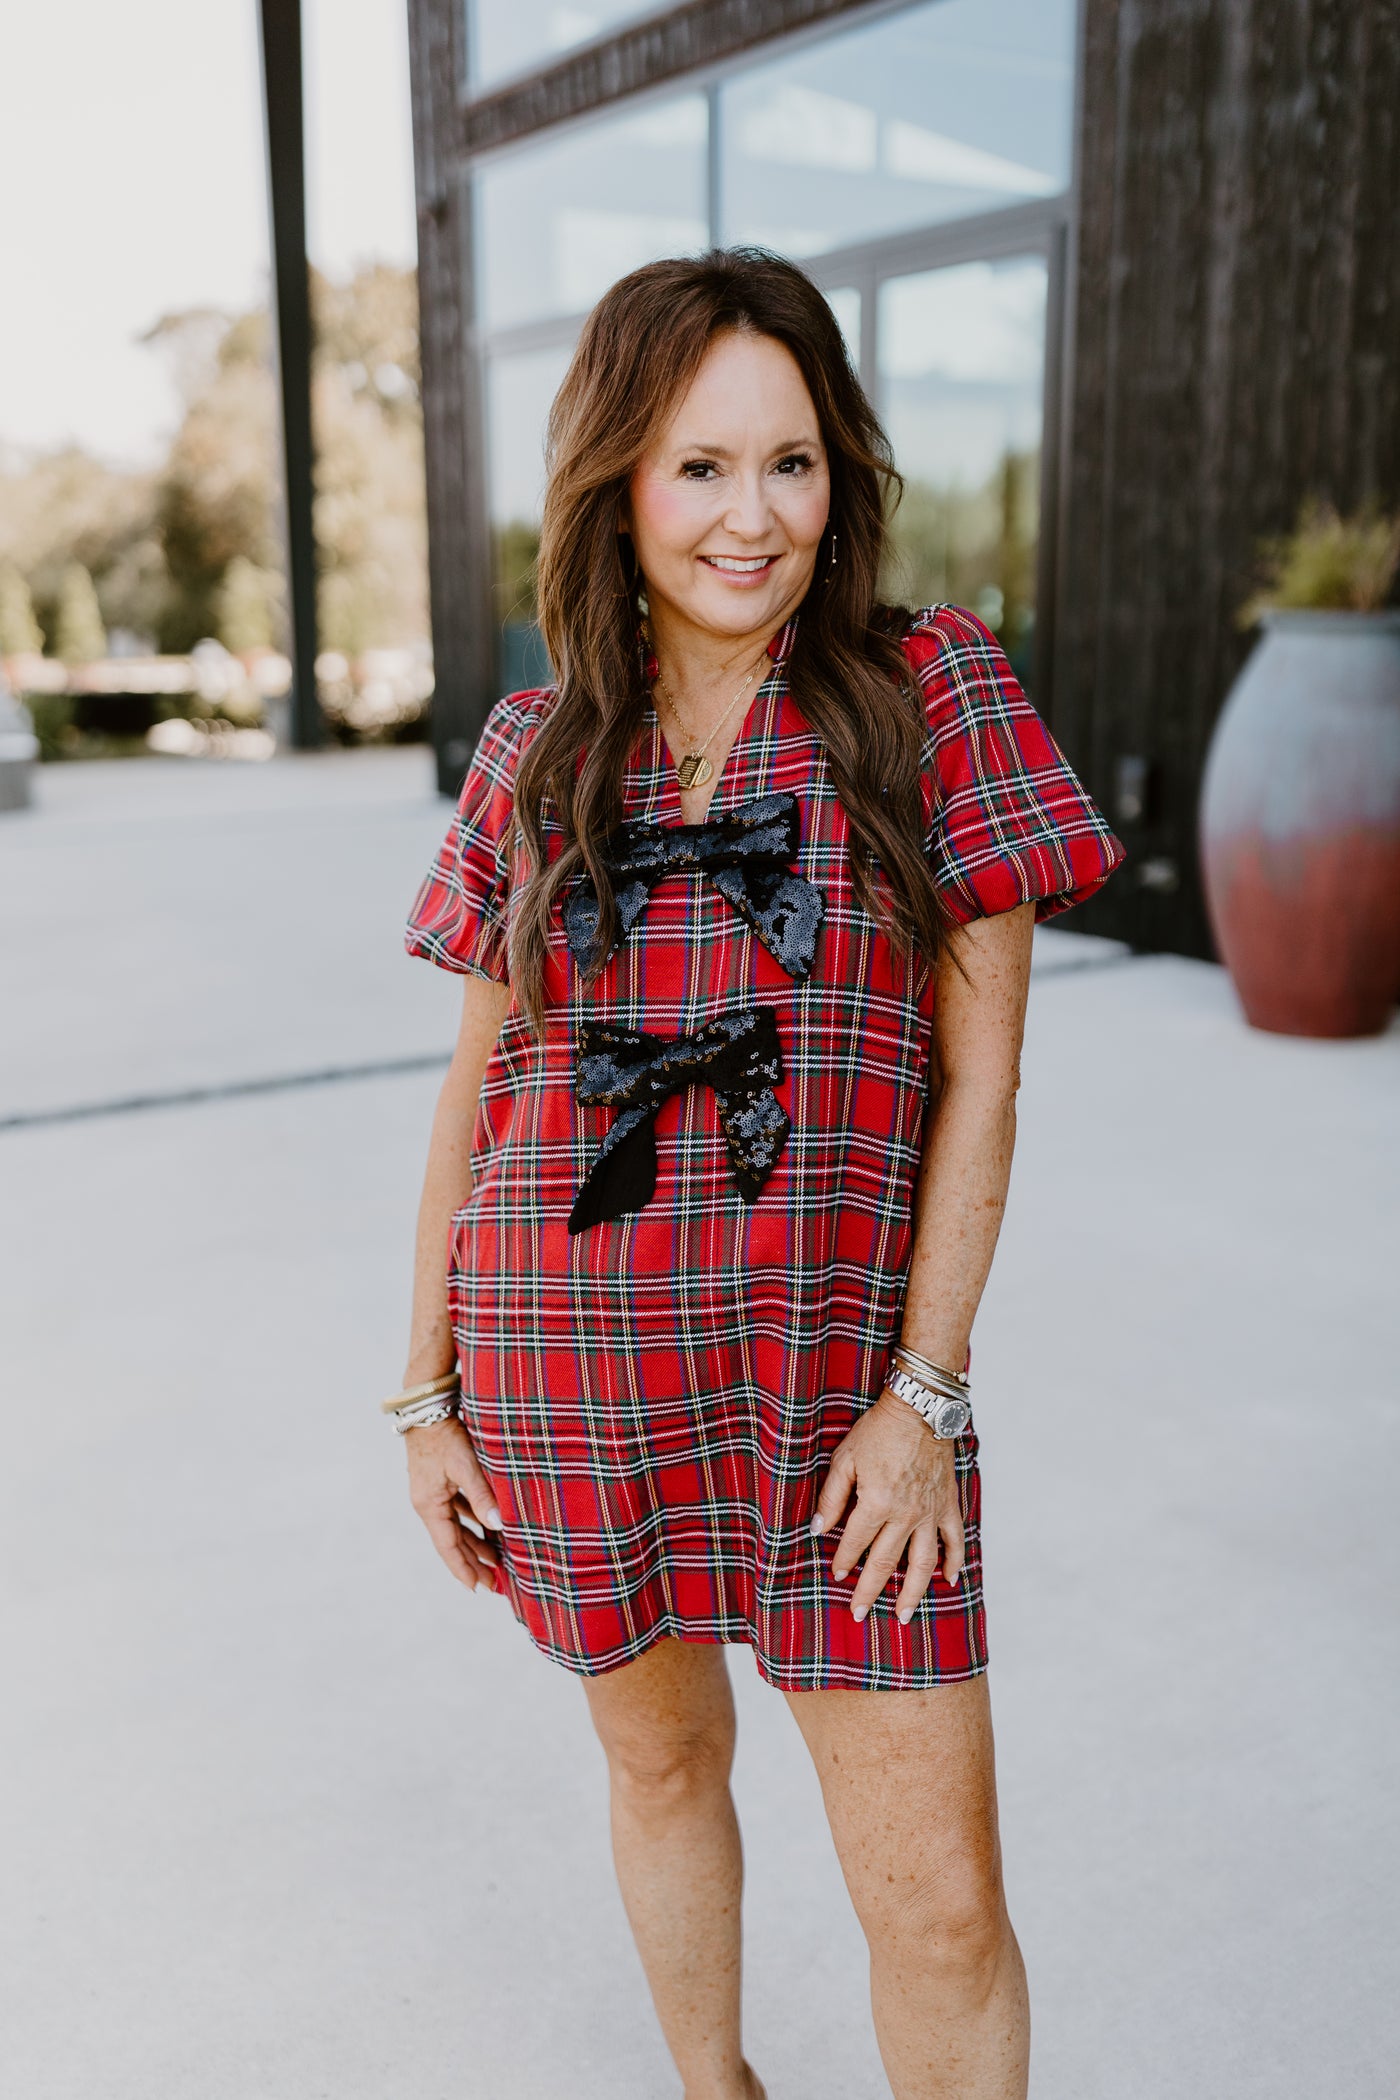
933 1397 972 1439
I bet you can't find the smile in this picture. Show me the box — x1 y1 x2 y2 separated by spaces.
700 555 780 574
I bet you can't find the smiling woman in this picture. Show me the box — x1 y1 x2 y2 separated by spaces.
395 248 1122 2099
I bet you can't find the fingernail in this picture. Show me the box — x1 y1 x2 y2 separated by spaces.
484 1507 503 1529
809 1515 826 1536
897 1609 912 1625
852 1605 868 1624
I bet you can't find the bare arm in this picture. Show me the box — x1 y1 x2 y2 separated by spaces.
813 902 1035 1622
402 974 512 1592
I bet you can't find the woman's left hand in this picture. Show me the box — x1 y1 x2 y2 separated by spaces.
811 1392 965 1624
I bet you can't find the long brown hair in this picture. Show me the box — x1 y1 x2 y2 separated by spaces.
510 246 949 1025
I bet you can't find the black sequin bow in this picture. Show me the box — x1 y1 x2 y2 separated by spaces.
568 1006 790 1235
562 792 824 980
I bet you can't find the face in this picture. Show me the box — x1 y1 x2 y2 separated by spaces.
625 329 832 648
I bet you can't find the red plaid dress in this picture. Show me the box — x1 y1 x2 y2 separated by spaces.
406 606 1122 1688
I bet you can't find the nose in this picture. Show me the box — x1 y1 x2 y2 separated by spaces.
720 471 775 543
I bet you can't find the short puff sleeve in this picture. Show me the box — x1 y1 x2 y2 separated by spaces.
905 606 1124 924
404 688 547 981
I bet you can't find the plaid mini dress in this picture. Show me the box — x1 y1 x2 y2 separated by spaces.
405 606 1122 1689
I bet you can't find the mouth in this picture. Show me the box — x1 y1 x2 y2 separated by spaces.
699 554 782 582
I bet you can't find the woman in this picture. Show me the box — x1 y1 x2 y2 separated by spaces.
394 249 1122 2099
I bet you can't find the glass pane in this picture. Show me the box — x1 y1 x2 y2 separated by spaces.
879 255 1047 680
825 285 862 372
721 0 1074 259
468 0 663 93
486 344 574 690
476 96 709 330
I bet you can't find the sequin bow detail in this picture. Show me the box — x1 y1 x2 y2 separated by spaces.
568 1006 790 1235
562 792 824 980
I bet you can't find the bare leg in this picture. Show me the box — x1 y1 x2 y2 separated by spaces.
583 1638 765 2100
784 1674 1028 2099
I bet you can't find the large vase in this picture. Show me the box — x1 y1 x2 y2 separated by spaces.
1199 610 1400 1037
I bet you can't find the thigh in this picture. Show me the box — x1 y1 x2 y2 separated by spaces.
783 1677 1005 1925
583 1636 737 1773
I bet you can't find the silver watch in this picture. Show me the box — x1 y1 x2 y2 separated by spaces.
883 1366 973 1440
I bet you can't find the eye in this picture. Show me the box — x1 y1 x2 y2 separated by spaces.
774 451 816 476
681 458 718 480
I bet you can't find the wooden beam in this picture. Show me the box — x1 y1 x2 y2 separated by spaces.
407 0 497 792
1054 0 1400 956
459 0 895 155
257 0 320 749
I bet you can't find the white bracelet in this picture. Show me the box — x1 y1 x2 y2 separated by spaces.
392 1395 460 1435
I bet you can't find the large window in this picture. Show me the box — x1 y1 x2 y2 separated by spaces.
879 256 1048 679
476 95 709 330
719 0 1075 257
485 345 575 691
464 0 1076 697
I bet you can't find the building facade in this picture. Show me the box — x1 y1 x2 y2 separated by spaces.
406 0 1400 956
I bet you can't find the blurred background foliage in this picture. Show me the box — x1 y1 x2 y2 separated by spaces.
885 449 1040 671
0 263 427 664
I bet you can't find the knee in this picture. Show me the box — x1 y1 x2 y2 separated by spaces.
594 1714 734 1822
860 1840 1008 1998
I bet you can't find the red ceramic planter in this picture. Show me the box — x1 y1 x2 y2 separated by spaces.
1200 610 1400 1037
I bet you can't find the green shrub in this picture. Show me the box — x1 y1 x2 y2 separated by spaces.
1243 499 1400 623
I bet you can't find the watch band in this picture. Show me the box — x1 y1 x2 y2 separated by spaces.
883 1366 973 1440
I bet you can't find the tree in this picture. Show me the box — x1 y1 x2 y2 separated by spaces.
52 563 107 663
2 264 430 664
215 555 280 652
0 564 43 654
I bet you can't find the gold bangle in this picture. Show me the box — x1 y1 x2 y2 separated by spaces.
380 1370 461 1416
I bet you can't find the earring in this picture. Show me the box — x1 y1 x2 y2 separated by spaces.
829 528 838 568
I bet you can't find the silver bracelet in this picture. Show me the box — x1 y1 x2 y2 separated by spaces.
392 1394 460 1435
892 1342 969 1398
883 1366 973 1441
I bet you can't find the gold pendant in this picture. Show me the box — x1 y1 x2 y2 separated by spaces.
676 752 713 790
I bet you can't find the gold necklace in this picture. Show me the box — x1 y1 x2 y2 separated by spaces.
653 648 770 791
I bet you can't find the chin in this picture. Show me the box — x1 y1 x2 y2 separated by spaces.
691 582 791 630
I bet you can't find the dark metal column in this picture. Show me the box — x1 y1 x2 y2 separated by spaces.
258 0 320 749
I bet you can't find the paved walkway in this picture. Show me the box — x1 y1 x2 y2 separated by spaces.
1 751 1396 2099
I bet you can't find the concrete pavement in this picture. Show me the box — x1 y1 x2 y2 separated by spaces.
1 749 1396 2098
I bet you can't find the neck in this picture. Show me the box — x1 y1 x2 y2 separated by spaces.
646 596 798 700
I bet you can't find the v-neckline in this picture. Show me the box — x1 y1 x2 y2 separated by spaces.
645 663 782 826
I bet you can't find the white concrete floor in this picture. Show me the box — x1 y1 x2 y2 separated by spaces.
1 749 1396 2099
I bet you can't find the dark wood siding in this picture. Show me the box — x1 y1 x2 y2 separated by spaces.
407 0 497 791
1055 0 1400 953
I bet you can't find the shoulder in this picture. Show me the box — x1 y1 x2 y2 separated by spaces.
474 684 556 765
458 685 557 807
895 604 1020 713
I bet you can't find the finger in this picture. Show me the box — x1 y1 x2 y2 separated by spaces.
419 1503 486 1589
452 1496 500 1566
894 1518 941 1624
810 1446 857 1538
939 1503 966 1589
850 1520 907 1621
446 1442 504 1530
831 1495 889 1584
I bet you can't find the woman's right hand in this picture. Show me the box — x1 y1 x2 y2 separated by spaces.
404 1415 505 1592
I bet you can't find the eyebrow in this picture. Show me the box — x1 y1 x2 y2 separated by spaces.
666 434 823 459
